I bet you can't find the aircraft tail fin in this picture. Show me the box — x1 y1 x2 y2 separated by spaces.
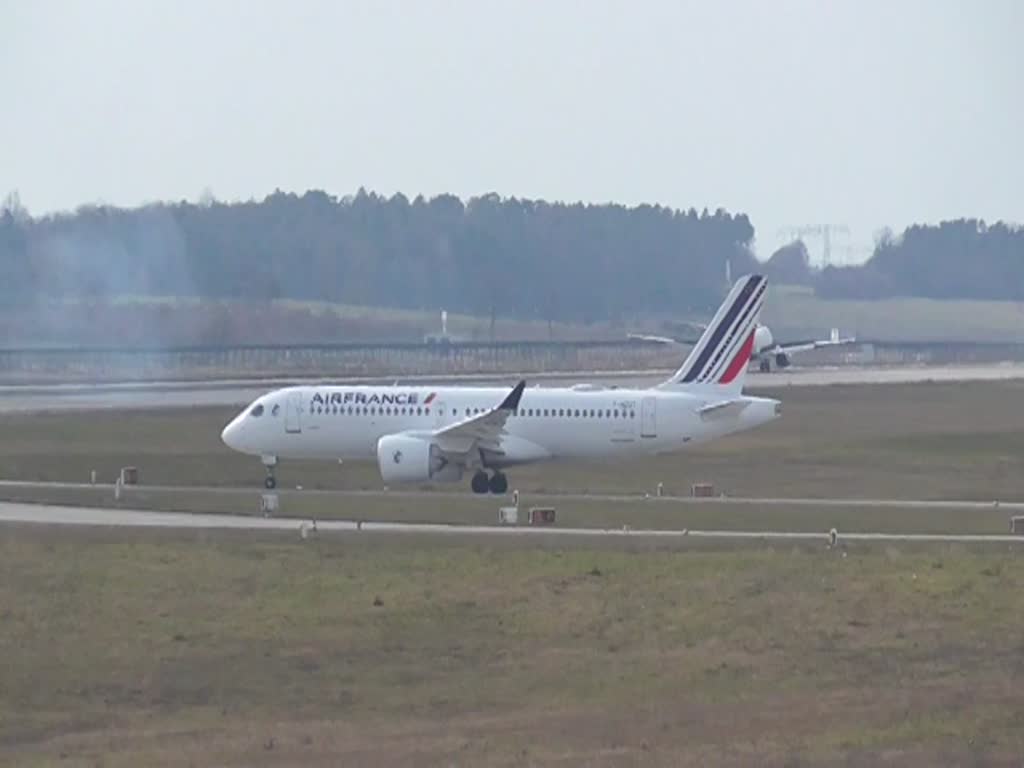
659 274 767 394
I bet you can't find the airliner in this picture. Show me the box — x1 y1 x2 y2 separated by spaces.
630 324 855 372
221 274 781 494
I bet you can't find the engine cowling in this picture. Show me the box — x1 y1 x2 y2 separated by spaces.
376 434 463 485
774 352 791 369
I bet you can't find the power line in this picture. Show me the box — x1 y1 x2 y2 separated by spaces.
776 224 851 267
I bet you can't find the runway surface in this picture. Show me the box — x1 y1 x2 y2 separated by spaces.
2 501 1023 543
1 363 1022 414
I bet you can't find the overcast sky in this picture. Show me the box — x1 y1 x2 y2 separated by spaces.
2 0 1020 262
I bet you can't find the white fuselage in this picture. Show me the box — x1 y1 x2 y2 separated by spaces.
222 384 781 469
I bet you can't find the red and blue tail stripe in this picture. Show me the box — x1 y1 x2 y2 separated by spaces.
667 274 767 389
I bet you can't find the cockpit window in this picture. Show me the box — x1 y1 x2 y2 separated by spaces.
250 404 265 417
272 404 280 417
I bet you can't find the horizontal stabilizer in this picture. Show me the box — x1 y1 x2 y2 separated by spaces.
697 399 750 422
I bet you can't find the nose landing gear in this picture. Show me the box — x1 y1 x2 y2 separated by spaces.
471 470 508 495
261 455 278 490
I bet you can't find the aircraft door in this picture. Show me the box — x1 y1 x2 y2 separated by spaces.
285 392 303 434
434 402 448 428
612 400 636 441
641 397 657 438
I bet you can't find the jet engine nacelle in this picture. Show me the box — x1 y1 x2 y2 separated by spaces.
376 434 463 484
774 352 791 369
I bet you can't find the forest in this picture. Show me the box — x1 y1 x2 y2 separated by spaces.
2 190 1021 334
0 189 757 325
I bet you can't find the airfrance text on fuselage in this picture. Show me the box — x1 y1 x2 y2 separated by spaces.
311 391 436 407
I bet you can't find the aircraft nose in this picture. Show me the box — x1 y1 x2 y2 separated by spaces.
221 418 242 450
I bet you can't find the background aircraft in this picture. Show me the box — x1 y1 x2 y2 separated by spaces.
629 323 856 372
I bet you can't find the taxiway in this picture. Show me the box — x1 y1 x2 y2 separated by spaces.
2 501 1022 544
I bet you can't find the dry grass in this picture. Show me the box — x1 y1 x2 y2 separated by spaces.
0 526 1022 766
3 295 617 349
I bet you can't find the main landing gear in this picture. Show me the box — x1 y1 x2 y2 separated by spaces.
262 455 278 490
471 470 508 495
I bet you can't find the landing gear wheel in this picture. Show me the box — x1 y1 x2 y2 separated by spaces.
261 455 278 490
488 472 508 495
759 359 771 373
471 471 490 495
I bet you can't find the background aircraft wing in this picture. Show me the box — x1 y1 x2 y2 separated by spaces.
626 320 708 346
776 329 856 355
627 332 684 345
430 380 526 454
772 340 818 355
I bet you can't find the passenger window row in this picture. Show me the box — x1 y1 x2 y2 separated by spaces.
314 405 432 416
310 404 637 419
512 408 635 419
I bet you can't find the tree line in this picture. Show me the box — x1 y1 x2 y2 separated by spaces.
761 220 1024 301
0 189 757 325
815 220 1024 300
2 190 1021 331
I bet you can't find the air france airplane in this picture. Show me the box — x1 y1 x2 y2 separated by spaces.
221 274 781 494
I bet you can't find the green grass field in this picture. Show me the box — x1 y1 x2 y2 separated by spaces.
761 284 1024 342
1 527 1022 766
3 380 1024 765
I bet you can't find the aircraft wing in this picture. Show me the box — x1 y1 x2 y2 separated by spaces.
812 332 857 348
774 329 856 355
627 332 683 345
627 320 706 346
431 380 526 455
628 332 703 345
771 340 818 355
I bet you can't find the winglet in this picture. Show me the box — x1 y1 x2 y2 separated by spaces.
499 380 527 411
